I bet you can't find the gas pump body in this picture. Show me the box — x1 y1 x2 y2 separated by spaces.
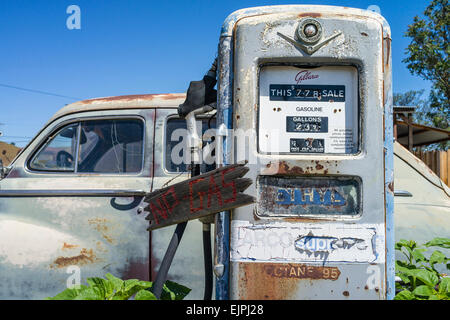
216 5 394 300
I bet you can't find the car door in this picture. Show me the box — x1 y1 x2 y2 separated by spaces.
150 108 216 300
0 108 154 299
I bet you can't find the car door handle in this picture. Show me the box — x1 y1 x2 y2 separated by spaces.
394 190 413 197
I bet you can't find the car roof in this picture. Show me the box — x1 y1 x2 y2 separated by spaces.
48 93 186 124
8 93 186 164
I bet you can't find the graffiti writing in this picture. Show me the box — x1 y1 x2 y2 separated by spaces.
295 233 367 262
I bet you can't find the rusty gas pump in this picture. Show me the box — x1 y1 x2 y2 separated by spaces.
214 5 395 300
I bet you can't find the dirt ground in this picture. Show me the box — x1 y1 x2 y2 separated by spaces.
0 141 21 166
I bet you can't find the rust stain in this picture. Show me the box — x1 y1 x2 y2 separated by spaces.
62 242 79 250
80 93 185 104
263 161 331 176
88 218 115 244
238 262 299 300
52 248 96 268
343 291 350 297
264 263 340 281
121 259 150 282
298 12 322 18
384 38 391 68
388 181 394 193
263 161 304 175
283 217 324 223
237 262 341 300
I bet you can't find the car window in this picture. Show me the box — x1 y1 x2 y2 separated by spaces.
29 118 144 174
29 124 78 171
77 119 144 173
165 117 216 173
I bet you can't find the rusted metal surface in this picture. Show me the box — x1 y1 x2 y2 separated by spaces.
79 93 186 104
263 263 340 280
233 262 381 300
48 93 185 126
262 160 340 176
88 218 115 244
52 248 97 269
297 12 322 19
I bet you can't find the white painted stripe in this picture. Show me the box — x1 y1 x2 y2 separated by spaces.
230 220 385 264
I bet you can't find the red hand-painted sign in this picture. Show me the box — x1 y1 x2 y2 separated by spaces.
144 163 254 230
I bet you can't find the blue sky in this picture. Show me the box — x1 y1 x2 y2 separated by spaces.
0 0 432 146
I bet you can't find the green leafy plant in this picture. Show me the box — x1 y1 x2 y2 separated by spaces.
395 237 450 300
46 273 191 300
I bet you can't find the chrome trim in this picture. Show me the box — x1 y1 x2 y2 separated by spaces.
74 122 82 173
394 190 413 197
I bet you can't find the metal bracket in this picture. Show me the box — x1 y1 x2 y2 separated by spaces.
277 31 342 55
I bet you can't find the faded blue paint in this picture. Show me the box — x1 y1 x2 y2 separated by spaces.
384 65 395 300
215 34 234 300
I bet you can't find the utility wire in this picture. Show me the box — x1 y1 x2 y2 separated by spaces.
1 136 33 139
0 83 82 100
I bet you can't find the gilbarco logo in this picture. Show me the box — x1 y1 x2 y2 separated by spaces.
295 70 319 84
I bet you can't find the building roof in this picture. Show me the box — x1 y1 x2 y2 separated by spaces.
396 121 450 148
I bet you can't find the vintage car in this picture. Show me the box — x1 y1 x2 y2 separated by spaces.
0 94 448 299
0 93 214 299
393 142 450 272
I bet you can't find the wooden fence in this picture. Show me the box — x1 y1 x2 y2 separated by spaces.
413 149 450 187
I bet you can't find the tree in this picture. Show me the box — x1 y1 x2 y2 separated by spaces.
403 0 449 129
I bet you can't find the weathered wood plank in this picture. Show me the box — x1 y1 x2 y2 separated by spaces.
143 163 255 230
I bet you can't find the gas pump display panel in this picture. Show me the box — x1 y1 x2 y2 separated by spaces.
259 66 359 155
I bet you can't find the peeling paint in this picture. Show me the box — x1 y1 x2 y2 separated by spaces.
231 220 385 264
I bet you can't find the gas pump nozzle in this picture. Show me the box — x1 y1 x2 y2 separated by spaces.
178 58 217 118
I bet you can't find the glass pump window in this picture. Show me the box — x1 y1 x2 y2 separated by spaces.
258 65 359 155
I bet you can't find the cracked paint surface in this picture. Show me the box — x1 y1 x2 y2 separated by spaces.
231 220 384 264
